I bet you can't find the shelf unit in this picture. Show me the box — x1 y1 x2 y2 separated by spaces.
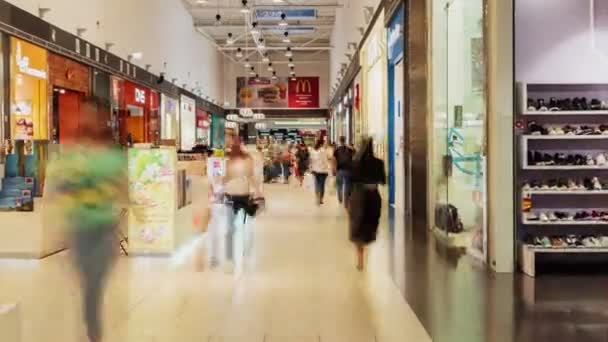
517 82 608 276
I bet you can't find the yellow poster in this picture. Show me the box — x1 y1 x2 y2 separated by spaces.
10 37 49 140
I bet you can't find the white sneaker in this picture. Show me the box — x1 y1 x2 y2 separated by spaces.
587 155 596 166
548 212 558 221
548 127 558 135
522 182 532 191
568 179 578 191
540 212 549 222
593 177 603 190
597 154 607 166
525 212 539 221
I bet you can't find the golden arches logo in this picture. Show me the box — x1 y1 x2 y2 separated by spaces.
295 80 312 94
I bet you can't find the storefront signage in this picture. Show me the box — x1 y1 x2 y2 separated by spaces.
288 77 320 108
15 41 47 79
135 88 146 104
387 5 405 63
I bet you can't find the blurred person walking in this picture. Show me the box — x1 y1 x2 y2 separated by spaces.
295 143 310 186
280 143 293 184
310 139 331 205
223 138 261 272
46 100 126 342
334 136 354 207
348 137 386 271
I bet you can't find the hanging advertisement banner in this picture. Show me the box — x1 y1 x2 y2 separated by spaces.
288 77 320 108
161 94 179 142
10 37 49 140
180 95 196 151
237 77 288 108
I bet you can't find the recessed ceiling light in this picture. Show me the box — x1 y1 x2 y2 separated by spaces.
240 0 250 13
285 46 292 57
236 47 243 58
251 22 259 35
282 31 290 43
291 74 297 81
278 13 288 27
227 32 234 45
244 59 251 68
262 53 270 63
258 38 265 49
196 0 208 3
272 71 278 80
267 62 273 71
273 0 284 3
288 58 294 67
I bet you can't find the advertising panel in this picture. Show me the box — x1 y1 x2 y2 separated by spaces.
236 77 288 108
196 109 211 145
10 37 48 140
288 77 320 108
128 147 177 252
161 94 179 141
180 95 196 151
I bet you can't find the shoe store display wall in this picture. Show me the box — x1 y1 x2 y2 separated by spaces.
515 0 608 276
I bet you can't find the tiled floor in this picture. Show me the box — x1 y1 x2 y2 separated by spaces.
0 183 431 342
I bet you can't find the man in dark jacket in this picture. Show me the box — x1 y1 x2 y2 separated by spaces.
334 136 354 207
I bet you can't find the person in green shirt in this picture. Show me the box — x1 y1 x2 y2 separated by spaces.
46 100 126 342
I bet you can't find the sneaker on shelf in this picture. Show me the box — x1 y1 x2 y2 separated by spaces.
548 179 558 190
603 101 608 110
565 235 579 247
536 236 551 248
547 126 559 135
600 212 608 221
591 98 602 110
584 178 593 190
554 211 568 220
548 212 558 221
525 212 539 221
527 99 538 112
567 179 581 191
522 181 532 192
551 237 567 248
593 177 603 190
540 182 551 191
564 125 577 135
531 180 542 190
587 155 596 166
591 236 602 247
599 236 608 247
557 178 569 190
597 154 607 166
582 236 597 248
554 153 568 165
592 210 601 221
539 212 549 222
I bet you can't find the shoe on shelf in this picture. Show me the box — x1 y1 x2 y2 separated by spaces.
527 98 538 111
538 99 548 111
565 235 579 247
600 236 608 247
582 236 597 248
597 154 608 166
554 153 568 165
534 236 552 248
525 212 539 221
591 98 602 110
531 180 542 190
593 177 603 190
540 182 550 190
587 155 596 166
551 236 567 248
557 178 569 190
539 212 550 222
602 101 608 110
548 212 558 221
581 97 590 110
522 181 532 192
567 179 579 191
548 178 558 190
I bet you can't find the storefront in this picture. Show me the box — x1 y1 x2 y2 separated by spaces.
211 113 225 149
430 0 487 261
48 52 90 144
360 10 388 165
179 94 196 151
196 108 211 146
160 93 179 146
9 37 49 140
91 69 112 140
119 81 154 144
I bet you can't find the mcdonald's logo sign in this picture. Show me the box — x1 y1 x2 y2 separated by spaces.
296 79 312 94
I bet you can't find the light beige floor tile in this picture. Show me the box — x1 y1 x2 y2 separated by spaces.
0 184 430 342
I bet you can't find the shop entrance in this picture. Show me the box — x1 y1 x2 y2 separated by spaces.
393 60 405 211
52 88 83 144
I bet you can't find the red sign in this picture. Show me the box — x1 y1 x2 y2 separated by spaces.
288 77 319 108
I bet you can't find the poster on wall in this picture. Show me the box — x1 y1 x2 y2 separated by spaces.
180 95 196 151
161 94 178 141
288 77 320 108
236 77 288 108
128 147 176 252
10 37 49 140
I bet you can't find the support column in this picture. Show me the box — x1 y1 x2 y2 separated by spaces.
406 0 429 230
487 0 515 273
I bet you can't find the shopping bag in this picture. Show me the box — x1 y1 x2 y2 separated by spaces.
304 172 315 191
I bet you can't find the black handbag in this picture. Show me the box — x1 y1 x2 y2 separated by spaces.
244 197 265 217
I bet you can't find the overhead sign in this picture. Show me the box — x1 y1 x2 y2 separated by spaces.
256 8 316 20
288 77 320 108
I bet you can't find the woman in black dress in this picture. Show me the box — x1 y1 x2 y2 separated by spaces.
348 137 386 270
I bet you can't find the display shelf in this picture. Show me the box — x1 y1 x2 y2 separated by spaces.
522 135 608 140
522 219 608 225
523 190 608 195
523 165 608 170
522 110 608 115
523 245 608 252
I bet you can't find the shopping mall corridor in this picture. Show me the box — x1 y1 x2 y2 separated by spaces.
0 184 430 342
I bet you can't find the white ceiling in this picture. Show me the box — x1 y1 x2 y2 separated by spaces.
183 0 341 63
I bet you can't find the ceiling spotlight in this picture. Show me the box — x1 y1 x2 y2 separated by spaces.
262 53 270 63
273 0 284 3
291 74 297 81
290 66 295 71
285 46 293 57
267 62 273 71
244 59 251 68
240 0 250 13
272 71 278 80
282 31 291 43
258 38 265 49
236 47 243 58
251 22 259 35
278 13 288 27
196 0 208 3
288 58 294 67
215 13 222 25
227 32 234 45
290 70 296 76
255 73 260 80
249 66 256 75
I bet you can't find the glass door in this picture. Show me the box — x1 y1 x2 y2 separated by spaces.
432 0 487 260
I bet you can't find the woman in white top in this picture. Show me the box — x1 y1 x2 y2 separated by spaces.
310 138 331 205
223 138 259 264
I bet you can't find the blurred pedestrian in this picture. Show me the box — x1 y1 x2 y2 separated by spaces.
223 138 260 272
334 136 354 208
46 100 126 342
348 137 386 271
295 143 310 186
310 138 331 205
